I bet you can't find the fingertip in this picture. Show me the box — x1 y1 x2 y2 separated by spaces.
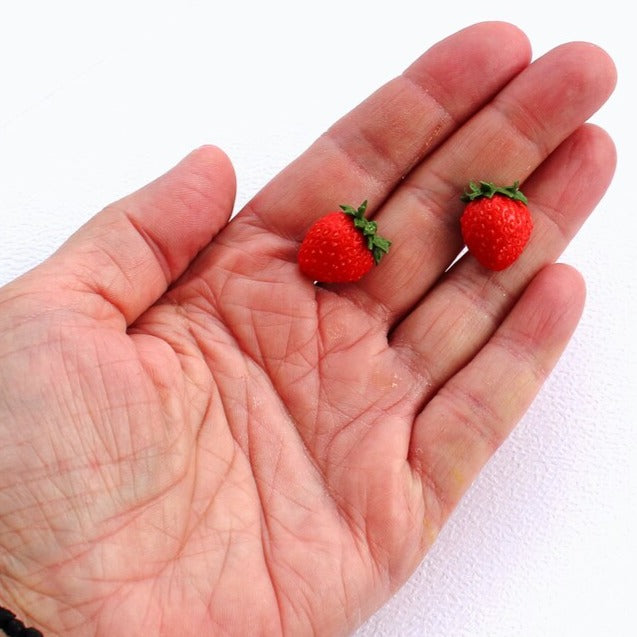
455 20 532 63
177 144 238 215
190 144 237 185
525 262 587 342
41 144 239 325
564 41 617 87
471 20 531 48
575 123 618 181
540 40 617 101
539 261 586 297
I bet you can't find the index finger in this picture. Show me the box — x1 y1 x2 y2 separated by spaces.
245 22 531 239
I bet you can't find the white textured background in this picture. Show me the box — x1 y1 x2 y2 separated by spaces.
1 2 635 636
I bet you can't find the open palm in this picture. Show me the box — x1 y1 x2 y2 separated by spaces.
0 23 616 636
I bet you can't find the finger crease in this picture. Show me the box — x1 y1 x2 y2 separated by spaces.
323 127 398 192
123 211 173 285
489 96 552 161
438 382 507 454
489 329 550 385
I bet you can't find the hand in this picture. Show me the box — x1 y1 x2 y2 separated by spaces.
0 22 616 636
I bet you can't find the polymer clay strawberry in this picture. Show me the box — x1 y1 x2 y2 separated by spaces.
460 181 533 271
298 201 391 283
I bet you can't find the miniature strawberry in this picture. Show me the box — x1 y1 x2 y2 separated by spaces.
460 181 533 271
298 200 391 283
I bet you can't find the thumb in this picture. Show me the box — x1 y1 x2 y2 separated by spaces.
36 145 236 325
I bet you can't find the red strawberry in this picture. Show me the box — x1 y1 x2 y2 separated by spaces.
298 201 391 283
460 181 533 271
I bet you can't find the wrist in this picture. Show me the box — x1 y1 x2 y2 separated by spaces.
0 564 47 637
0 604 43 636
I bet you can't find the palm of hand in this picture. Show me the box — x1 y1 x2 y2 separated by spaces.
0 24 615 637
1 221 427 636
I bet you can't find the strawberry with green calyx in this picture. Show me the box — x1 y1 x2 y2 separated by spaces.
460 180 533 271
298 200 391 283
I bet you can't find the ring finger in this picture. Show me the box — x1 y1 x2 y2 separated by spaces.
390 122 616 393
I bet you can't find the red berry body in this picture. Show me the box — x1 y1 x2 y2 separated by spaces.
460 183 533 271
298 202 391 283
299 212 375 282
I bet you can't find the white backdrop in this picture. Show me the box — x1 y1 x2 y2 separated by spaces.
1 2 635 636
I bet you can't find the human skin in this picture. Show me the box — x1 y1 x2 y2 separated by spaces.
0 22 616 636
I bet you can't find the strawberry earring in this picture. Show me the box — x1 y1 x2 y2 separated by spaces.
460 181 533 271
298 201 391 283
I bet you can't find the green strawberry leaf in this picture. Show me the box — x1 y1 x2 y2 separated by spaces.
461 181 528 204
340 200 391 265
368 235 391 264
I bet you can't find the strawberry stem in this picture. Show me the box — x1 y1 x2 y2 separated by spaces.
461 181 528 204
340 200 391 265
